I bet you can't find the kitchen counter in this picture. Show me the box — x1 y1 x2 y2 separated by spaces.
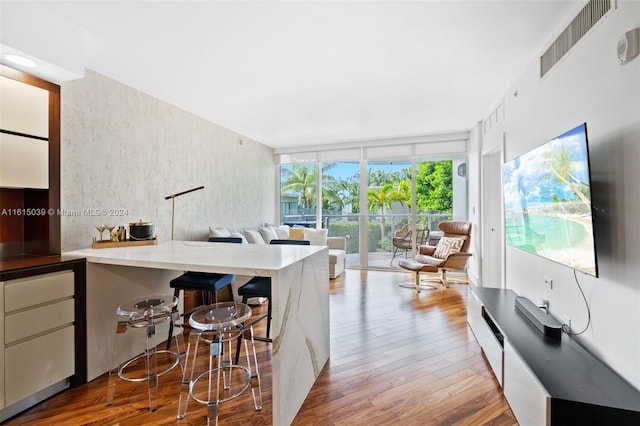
0 255 76 275
65 240 329 426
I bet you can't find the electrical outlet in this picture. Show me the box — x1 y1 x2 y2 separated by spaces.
544 277 553 290
564 315 571 333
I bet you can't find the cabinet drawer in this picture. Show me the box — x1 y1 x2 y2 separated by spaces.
4 271 74 312
5 298 74 344
504 340 550 426
5 326 74 407
467 289 504 385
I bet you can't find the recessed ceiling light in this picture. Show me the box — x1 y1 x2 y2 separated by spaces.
4 54 37 68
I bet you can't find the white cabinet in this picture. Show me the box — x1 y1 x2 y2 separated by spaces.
0 75 49 189
5 327 74 406
504 340 550 426
2 271 75 409
467 286 549 425
466 288 504 385
468 287 640 424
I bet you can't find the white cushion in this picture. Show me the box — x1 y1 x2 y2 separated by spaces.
433 237 464 259
328 249 345 265
259 226 279 243
263 223 290 239
273 224 290 239
209 227 232 238
304 228 328 246
243 228 266 244
230 230 249 243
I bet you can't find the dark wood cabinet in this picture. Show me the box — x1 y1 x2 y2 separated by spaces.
0 65 61 258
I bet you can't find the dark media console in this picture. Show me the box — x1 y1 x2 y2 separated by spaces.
467 286 640 426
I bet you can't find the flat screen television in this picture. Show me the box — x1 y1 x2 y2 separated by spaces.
502 123 598 277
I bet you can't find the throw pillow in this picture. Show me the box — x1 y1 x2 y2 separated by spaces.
264 223 290 239
433 237 464 259
304 228 328 246
259 226 279 243
289 228 305 240
209 227 232 238
243 228 266 244
230 230 249 243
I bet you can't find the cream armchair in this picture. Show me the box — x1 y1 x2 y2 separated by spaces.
398 221 472 291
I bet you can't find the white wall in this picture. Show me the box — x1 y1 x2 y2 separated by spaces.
60 69 276 251
481 1 640 390
466 123 482 285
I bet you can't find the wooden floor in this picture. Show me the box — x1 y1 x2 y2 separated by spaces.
3 269 517 425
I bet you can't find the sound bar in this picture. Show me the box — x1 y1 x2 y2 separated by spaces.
515 296 562 339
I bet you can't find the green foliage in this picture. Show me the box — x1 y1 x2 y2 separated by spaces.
283 160 453 215
416 161 453 212
281 163 340 211
281 164 316 210
367 183 406 213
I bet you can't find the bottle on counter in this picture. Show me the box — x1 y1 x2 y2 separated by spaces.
117 226 127 242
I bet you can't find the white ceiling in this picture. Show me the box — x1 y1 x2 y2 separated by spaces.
37 1 582 150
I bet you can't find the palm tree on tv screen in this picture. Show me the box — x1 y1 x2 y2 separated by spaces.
548 147 591 210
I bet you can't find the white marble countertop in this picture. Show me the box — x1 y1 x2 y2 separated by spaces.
64 240 327 276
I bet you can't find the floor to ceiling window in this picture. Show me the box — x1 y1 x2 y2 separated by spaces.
277 138 468 270
280 163 317 227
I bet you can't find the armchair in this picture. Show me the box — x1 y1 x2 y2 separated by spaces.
398 221 472 291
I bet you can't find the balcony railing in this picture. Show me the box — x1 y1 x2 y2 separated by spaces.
282 212 453 254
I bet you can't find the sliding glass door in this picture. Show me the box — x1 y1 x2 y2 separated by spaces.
366 161 411 268
278 152 467 270
319 162 360 265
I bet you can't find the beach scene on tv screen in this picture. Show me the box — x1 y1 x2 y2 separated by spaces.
503 124 597 276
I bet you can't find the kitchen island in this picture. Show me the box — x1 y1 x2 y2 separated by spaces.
65 240 329 426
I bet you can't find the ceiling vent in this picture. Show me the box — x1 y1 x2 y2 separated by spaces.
540 0 614 77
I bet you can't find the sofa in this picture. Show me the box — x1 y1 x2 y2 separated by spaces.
209 223 346 279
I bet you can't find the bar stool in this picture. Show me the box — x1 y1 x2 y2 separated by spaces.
166 236 243 350
177 301 262 425
105 294 185 412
